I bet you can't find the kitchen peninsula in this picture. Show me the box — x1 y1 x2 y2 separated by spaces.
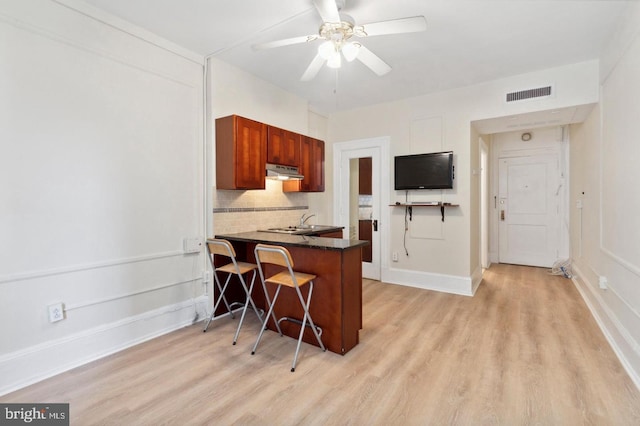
214 231 367 355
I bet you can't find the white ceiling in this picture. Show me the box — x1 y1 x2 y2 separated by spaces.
80 0 629 120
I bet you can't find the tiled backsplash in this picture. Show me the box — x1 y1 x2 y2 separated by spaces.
359 194 373 220
212 179 308 234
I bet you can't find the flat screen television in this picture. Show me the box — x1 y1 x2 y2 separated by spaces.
394 151 454 190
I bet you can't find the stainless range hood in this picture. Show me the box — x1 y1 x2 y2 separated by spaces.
265 163 304 181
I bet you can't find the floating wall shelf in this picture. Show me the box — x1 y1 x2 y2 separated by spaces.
390 203 459 222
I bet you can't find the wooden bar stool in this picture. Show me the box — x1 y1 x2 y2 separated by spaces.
203 239 263 345
251 243 326 372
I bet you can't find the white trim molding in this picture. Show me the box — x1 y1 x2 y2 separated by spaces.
572 263 640 391
0 251 185 285
51 0 203 64
382 267 475 297
470 265 484 295
0 296 209 396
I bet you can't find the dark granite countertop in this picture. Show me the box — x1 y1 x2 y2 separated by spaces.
214 231 368 251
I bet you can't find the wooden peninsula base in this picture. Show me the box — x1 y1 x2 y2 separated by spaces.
214 232 367 355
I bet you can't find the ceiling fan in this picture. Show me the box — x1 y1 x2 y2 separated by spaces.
252 0 427 81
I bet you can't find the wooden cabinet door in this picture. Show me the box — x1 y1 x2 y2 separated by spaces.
298 136 313 191
284 136 324 192
359 220 372 262
311 138 325 192
267 126 300 166
235 117 266 189
215 115 266 189
359 157 372 195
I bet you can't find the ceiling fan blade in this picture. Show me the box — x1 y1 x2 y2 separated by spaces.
252 34 318 51
356 45 391 76
312 0 341 23
356 16 427 37
301 54 326 81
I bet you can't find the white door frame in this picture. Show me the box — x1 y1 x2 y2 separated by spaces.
333 137 390 280
480 138 490 269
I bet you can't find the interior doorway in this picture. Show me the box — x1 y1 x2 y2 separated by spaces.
475 124 570 271
333 137 390 281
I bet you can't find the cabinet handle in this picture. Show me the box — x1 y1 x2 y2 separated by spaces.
372 220 378 232
500 210 505 221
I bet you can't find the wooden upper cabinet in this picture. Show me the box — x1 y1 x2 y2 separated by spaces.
267 126 301 166
310 137 325 192
283 136 325 192
215 115 267 190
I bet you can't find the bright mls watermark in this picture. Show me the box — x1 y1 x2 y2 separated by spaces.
1 404 69 425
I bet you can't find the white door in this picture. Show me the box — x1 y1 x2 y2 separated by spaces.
498 154 560 267
334 138 390 281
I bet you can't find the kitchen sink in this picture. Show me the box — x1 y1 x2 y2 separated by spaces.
296 224 333 230
258 225 339 235
260 226 306 235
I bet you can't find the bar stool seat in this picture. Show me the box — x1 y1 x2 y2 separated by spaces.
263 270 316 288
203 238 263 345
251 243 326 372
216 261 257 277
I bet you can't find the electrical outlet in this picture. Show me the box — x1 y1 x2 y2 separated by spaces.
48 303 65 323
392 252 398 262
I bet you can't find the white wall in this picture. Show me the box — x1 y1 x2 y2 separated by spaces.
569 1 640 388
0 0 205 395
327 60 599 295
208 58 308 134
307 111 331 222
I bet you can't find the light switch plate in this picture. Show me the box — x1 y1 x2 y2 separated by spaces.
183 237 202 254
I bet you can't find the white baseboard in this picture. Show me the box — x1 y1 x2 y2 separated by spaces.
0 296 209 396
381 267 474 296
470 265 484 295
572 263 640 391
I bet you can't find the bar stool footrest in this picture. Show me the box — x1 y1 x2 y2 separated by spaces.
277 316 323 338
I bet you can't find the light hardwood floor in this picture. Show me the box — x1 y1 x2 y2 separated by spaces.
3 264 640 425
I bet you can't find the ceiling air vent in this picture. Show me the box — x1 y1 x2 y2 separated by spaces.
506 86 552 103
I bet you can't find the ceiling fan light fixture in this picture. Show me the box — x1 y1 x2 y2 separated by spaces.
342 42 360 62
318 41 336 60
327 52 342 68
259 1 428 82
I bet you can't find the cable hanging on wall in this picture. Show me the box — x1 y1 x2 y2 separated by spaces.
403 190 410 256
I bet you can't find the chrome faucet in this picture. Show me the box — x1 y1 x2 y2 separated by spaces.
300 213 316 226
